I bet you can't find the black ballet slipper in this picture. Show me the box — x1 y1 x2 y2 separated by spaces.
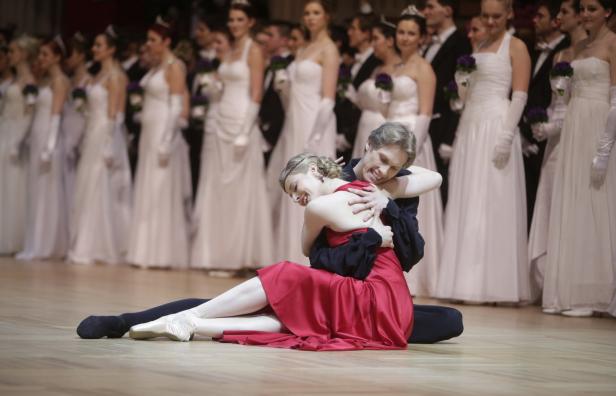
76 315 127 339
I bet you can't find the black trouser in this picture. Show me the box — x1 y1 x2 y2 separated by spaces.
115 299 463 344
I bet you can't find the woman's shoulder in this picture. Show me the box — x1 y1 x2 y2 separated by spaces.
509 36 529 54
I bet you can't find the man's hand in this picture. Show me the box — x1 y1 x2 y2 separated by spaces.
372 222 393 248
347 185 390 222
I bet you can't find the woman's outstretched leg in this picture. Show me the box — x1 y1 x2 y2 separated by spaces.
130 314 283 341
76 298 208 339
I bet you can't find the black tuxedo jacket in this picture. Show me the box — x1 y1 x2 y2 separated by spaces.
259 54 294 150
335 53 382 159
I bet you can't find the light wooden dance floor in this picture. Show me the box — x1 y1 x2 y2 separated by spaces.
1 257 615 396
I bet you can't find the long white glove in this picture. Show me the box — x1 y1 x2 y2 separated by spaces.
234 101 259 148
306 98 334 150
273 69 290 111
40 115 61 167
413 114 431 155
158 94 182 166
532 97 567 142
590 86 616 189
493 91 528 169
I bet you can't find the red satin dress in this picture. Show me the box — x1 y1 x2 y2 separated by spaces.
220 180 414 351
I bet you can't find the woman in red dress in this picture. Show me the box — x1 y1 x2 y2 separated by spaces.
130 143 418 351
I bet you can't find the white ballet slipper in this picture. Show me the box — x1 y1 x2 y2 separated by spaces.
561 309 593 318
129 314 195 341
542 307 561 315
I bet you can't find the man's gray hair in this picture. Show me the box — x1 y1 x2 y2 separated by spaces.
367 122 416 167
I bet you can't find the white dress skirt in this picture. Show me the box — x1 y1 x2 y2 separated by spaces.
266 59 336 264
0 82 29 254
542 57 616 313
17 85 69 260
352 78 386 158
436 33 530 303
387 75 444 298
190 39 274 270
127 63 192 268
68 79 132 264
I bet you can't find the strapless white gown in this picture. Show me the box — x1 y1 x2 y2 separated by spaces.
436 33 530 303
387 75 444 297
0 81 28 254
352 78 386 158
543 57 616 314
267 59 337 264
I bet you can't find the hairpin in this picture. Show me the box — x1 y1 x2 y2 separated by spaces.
105 25 117 39
401 5 425 18
360 2 373 14
155 15 171 28
73 31 85 42
54 34 66 56
380 14 396 29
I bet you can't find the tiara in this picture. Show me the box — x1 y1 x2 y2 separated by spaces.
231 0 251 6
380 15 396 29
360 2 373 14
73 31 85 43
155 15 170 28
105 25 117 39
401 5 425 18
54 35 66 56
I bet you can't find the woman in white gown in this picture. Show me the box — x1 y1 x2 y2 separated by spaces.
62 33 90 233
436 0 531 303
127 19 192 268
266 0 339 264
69 28 132 265
350 17 398 158
386 9 444 297
191 3 273 271
542 0 616 317
0 36 37 254
527 0 587 301
17 37 70 260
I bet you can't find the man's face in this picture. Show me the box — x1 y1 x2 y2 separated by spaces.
265 26 286 55
533 6 558 37
424 0 450 29
347 18 370 49
360 144 409 185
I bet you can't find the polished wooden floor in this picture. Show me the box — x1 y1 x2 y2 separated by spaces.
1 257 615 396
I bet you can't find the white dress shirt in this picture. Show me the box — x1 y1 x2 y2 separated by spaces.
533 34 566 78
424 25 456 63
351 47 374 80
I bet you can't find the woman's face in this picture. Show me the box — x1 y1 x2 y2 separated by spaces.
213 32 231 59
289 28 306 54
303 2 329 35
64 48 84 71
37 44 60 72
558 0 581 32
579 0 611 32
371 28 393 60
92 35 115 63
468 17 488 47
283 166 324 207
396 19 423 57
7 42 23 66
228 9 254 40
146 30 169 59
480 0 511 38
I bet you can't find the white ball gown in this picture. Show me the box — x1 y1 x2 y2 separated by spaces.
191 39 273 270
68 78 132 264
0 81 29 254
17 85 69 260
543 57 615 313
127 61 192 268
352 78 386 158
387 74 444 297
266 58 336 264
436 33 530 303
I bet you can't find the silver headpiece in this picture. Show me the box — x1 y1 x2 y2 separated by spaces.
105 25 117 39
231 0 251 6
380 15 396 29
155 15 171 28
401 5 425 18
73 31 85 43
54 35 66 56
359 2 373 15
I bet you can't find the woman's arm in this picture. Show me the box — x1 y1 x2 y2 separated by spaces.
247 43 264 103
381 166 443 199
320 42 340 101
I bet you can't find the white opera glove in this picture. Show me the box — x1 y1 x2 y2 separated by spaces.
234 101 259 148
203 79 223 103
158 94 183 167
454 71 470 102
335 133 351 152
533 91 568 142
40 114 61 168
438 143 453 162
306 98 334 151
273 70 290 111
492 91 528 169
413 114 431 154
344 84 358 106
590 86 616 189
102 117 116 168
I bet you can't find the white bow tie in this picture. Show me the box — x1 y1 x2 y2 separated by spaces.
431 35 441 45
535 42 551 52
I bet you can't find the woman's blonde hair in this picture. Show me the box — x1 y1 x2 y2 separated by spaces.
12 34 40 64
279 153 342 190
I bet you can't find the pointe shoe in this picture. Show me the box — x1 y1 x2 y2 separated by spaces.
542 308 561 315
562 308 593 318
129 314 195 341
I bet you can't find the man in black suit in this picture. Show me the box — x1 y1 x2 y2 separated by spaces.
259 20 294 166
422 0 472 207
520 0 570 227
335 12 381 162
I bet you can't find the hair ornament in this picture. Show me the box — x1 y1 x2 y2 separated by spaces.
380 14 396 29
155 15 171 28
105 25 117 39
401 5 425 18
54 34 67 56
231 0 251 6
